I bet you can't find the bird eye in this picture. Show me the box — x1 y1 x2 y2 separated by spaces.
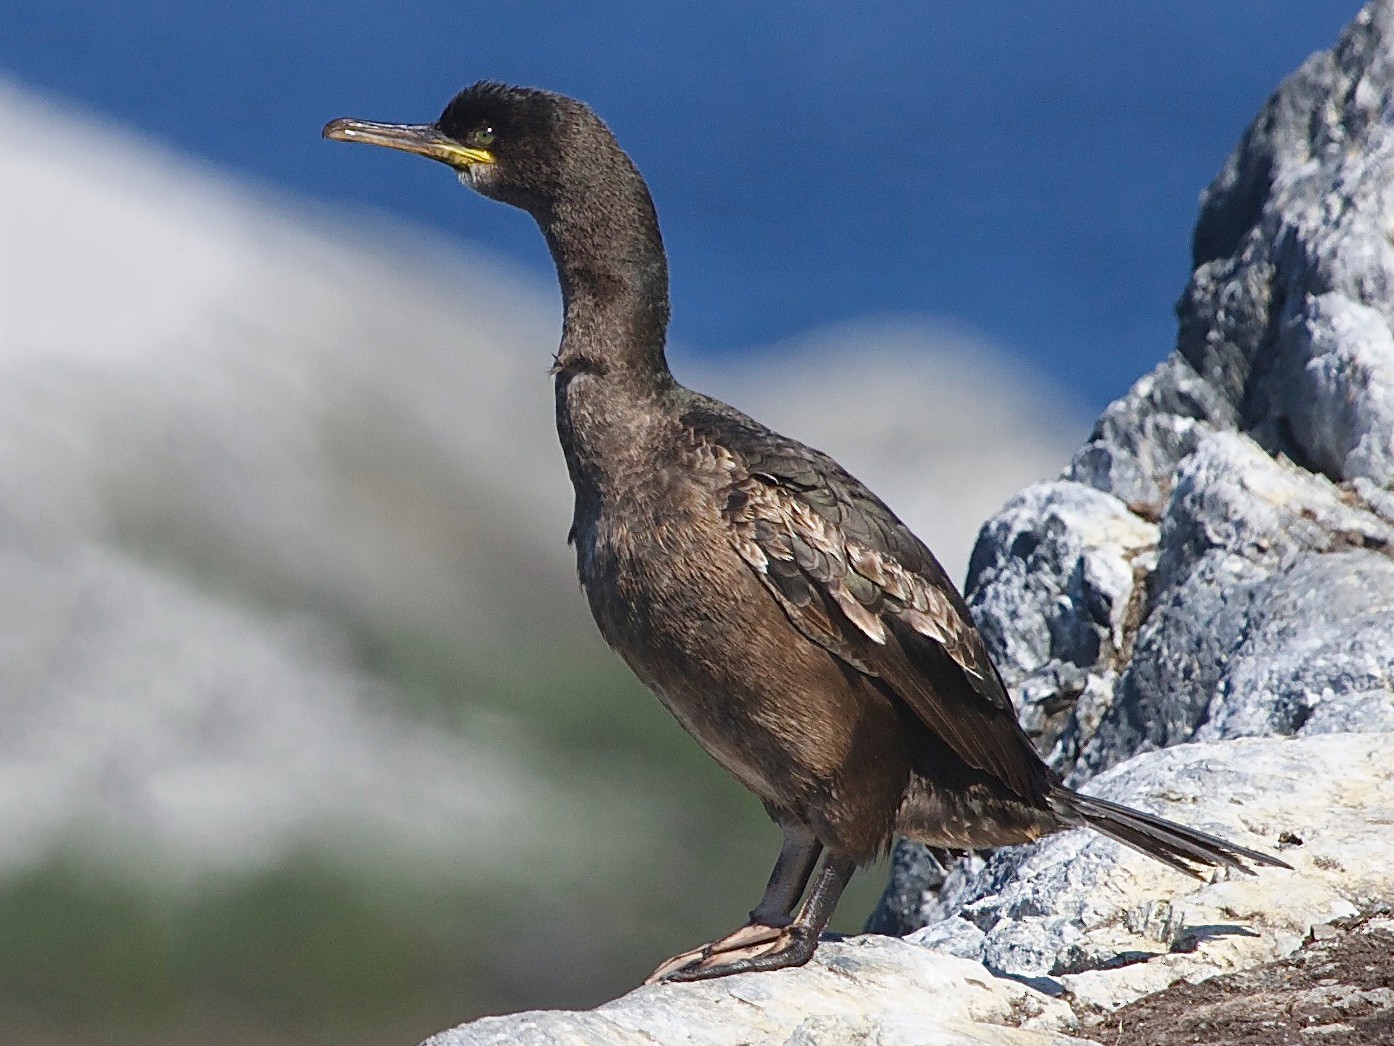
468 127 496 147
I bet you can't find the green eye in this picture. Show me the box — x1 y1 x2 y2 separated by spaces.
469 127 496 147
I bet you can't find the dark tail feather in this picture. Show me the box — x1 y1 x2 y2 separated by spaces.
1049 788 1291 879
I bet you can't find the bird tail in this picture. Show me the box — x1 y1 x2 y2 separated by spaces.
1049 787 1291 879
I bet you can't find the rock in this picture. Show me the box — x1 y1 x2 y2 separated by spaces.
868 0 1394 1029
967 481 1156 764
1065 353 1239 511
1071 0 1394 509
1176 3 1394 487
420 936 1086 1046
1072 434 1394 779
879 0 1394 944
909 734 1394 1012
866 839 952 937
421 4 1394 1043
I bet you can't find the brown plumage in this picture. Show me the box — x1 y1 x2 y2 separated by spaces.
324 82 1288 983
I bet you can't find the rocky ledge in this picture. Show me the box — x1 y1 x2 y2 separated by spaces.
424 4 1394 1044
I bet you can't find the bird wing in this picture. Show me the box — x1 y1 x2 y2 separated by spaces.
687 406 1049 804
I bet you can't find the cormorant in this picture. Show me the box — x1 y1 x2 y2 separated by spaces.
323 83 1287 984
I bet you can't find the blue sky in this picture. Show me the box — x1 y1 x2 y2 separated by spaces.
6 1 1357 409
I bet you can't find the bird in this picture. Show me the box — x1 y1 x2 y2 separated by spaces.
323 82 1288 984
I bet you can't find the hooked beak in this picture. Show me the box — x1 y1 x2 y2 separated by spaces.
322 118 496 169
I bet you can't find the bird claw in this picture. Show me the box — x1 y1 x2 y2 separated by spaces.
644 922 814 984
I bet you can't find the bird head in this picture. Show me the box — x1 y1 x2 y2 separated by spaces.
323 81 621 217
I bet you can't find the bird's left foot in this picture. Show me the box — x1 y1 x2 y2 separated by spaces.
644 921 817 983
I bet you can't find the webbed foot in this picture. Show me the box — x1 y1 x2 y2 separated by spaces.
644 920 816 983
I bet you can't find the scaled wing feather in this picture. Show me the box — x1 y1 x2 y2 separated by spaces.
697 412 1049 804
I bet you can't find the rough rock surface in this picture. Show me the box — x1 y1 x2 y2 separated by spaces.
903 734 1393 1012
423 5 1394 1044
423 939 1089 1046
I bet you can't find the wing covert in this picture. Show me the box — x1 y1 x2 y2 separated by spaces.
699 412 1049 804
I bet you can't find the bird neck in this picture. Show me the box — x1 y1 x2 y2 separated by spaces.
544 215 675 495
535 162 679 497
539 179 673 389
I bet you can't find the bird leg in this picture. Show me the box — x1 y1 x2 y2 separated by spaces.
645 825 820 984
647 843 856 984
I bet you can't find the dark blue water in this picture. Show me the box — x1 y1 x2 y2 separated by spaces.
5 1 1355 409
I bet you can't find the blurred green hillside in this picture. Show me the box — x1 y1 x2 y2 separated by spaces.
2 644 889 1046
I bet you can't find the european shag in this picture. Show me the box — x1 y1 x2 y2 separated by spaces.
323 82 1287 983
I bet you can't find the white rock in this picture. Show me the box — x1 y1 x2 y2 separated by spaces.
422 937 1085 1046
914 735 1393 1013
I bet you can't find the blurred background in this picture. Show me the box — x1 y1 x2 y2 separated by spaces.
0 2 1357 1044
